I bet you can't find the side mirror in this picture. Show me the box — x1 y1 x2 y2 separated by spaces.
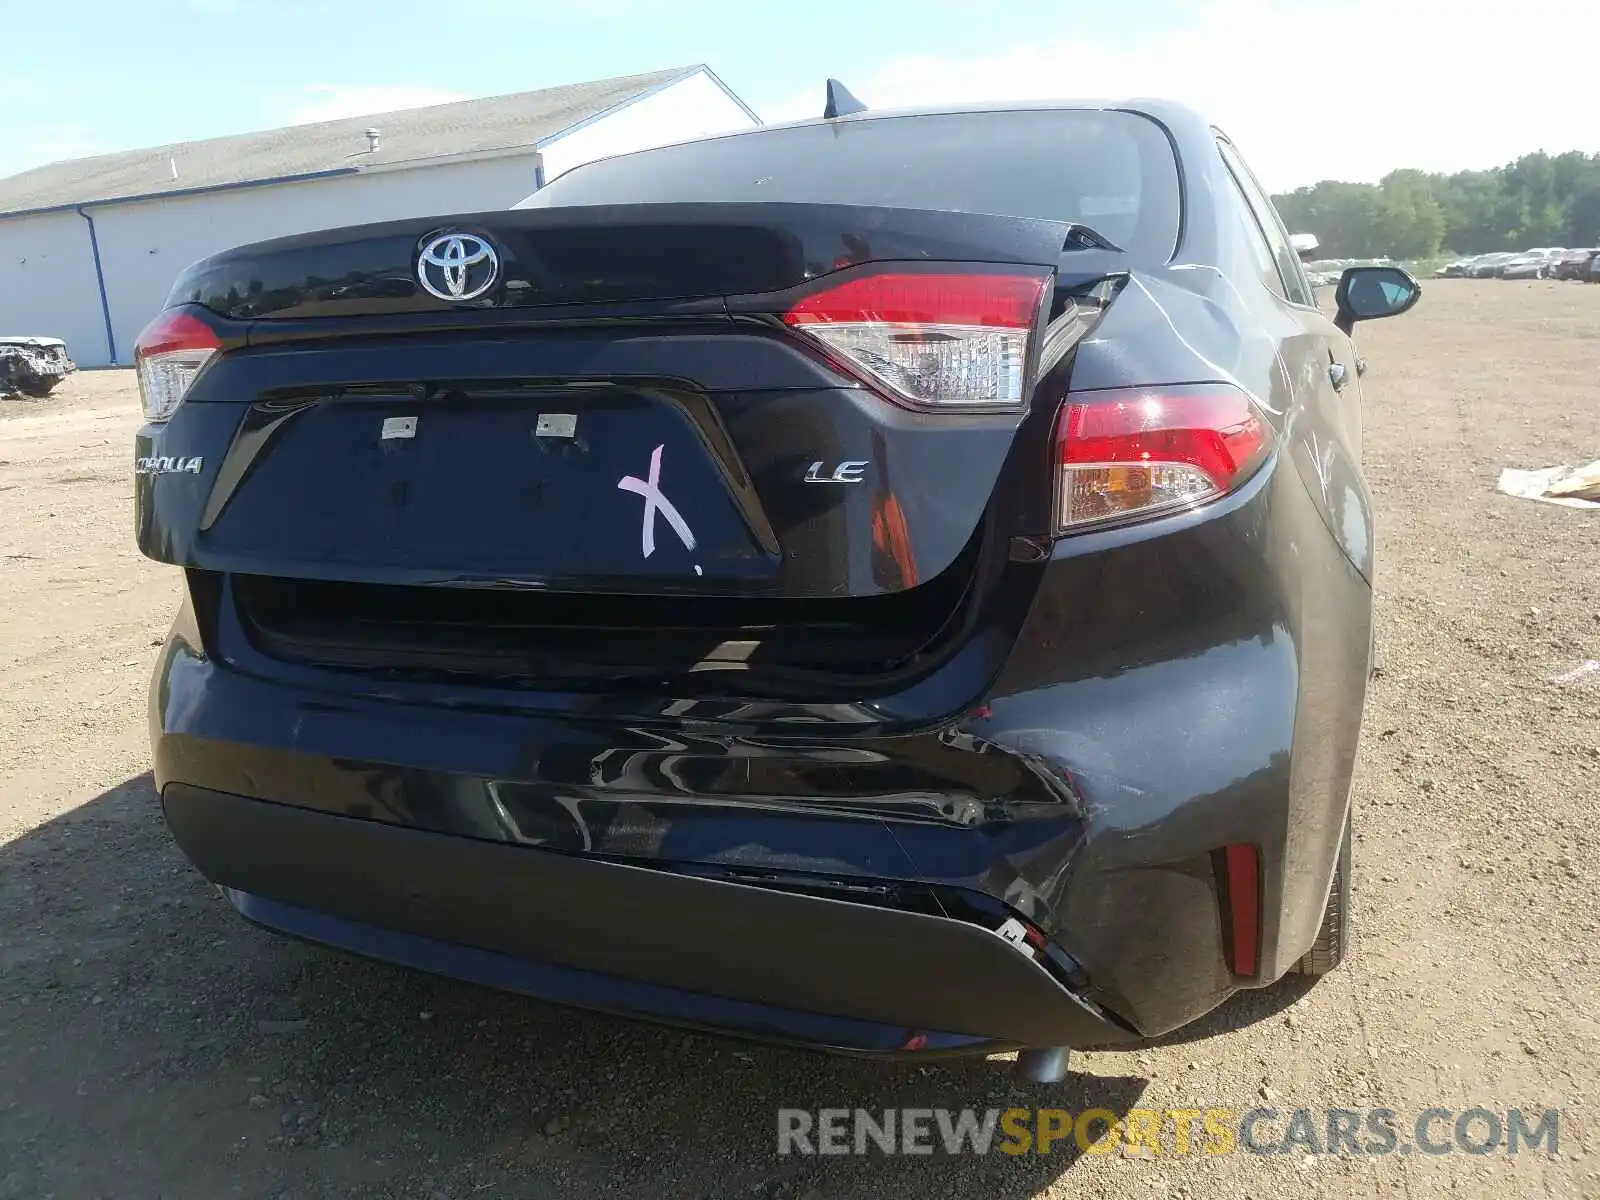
1334 265 1421 335
1289 232 1320 262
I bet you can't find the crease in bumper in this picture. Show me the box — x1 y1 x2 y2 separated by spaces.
226 890 996 1057
165 783 1139 1050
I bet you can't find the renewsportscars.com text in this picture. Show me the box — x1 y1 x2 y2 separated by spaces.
776 1106 1561 1158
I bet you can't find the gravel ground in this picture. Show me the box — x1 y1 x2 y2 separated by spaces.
1 280 1597 1199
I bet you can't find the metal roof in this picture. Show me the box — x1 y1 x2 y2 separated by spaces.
0 66 724 218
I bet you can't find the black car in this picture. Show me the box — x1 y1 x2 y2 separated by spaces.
134 92 1418 1081
1551 249 1597 280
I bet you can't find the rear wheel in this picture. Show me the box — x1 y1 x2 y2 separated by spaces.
1296 812 1352 976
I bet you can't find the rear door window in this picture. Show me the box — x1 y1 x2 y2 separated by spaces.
1220 169 1290 301
521 110 1182 265
1216 138 1316 306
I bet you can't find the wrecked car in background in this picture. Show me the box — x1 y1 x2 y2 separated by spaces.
0 336 76 397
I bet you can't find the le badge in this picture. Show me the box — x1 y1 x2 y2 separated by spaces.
803 460 868 484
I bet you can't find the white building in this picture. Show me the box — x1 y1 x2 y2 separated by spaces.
0 66 758 367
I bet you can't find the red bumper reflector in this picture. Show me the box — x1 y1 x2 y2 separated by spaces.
1222 842 1261 976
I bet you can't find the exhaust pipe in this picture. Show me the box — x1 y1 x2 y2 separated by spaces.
1015 1046 1071 1084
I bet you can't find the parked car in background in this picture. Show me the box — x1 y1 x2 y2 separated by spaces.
132 94 1421 1081
1554 248 1599 280
1468 252 1518 278
1501 252 1555 279
0 336 76 397
1435 259 1473 278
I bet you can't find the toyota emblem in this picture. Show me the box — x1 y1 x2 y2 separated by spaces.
416 231 500 301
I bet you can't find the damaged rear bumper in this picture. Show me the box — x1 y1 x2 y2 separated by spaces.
163 784 1136 1053
149 458 1368 1051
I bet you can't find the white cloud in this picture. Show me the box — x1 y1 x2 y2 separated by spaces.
765 0 1599 191
280 84 472 127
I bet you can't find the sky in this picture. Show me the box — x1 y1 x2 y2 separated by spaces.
1 0 1595 193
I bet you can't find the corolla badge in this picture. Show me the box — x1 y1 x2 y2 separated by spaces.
416 232 499 301
135 455 203 476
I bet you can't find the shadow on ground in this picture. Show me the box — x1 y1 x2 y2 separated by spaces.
1139 973 1315 1048
0 774 1290 1199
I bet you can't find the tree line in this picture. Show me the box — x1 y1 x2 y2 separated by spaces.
1271 151 1600 259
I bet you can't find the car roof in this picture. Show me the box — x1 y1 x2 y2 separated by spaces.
681 96 1218 147
776 96 1207 123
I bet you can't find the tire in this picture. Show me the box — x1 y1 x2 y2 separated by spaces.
1296 811 1351 976
18 377 61 398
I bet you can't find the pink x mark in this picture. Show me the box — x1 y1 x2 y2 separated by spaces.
617 443 697 559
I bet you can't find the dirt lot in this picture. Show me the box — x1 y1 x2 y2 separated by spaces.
2 281 1597 1199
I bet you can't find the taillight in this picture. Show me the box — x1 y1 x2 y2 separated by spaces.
1053 383 1272 533
782 269 1050 411
133 307 221 424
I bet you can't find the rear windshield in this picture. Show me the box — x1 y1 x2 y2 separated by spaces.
517 109 1181 263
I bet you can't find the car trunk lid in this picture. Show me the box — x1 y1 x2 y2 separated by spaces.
143 203 1124 693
